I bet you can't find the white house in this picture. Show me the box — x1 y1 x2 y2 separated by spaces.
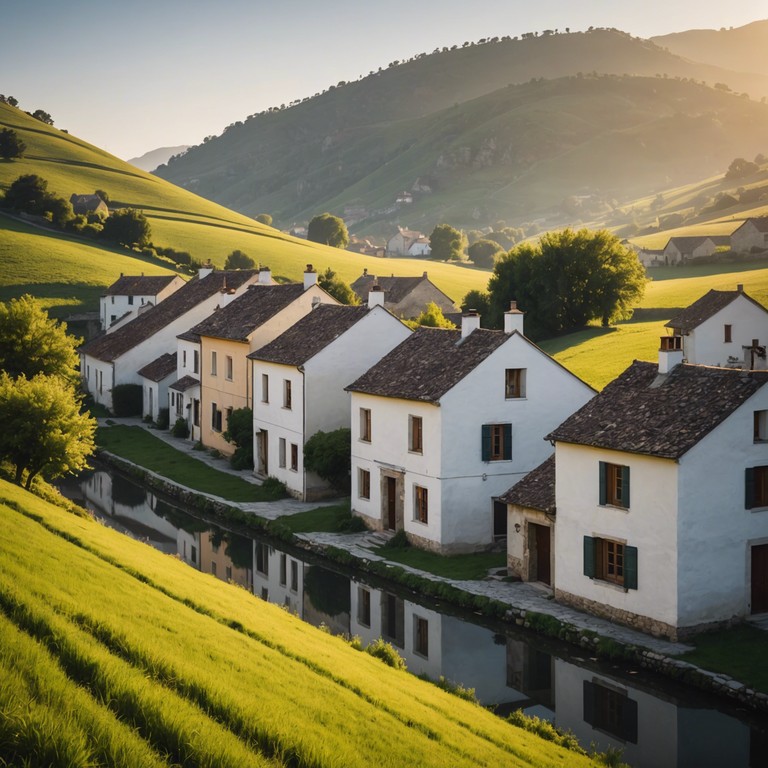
100 274 185 331
80 267 259 411
731 217 768 254
548 344 768 641
664 285 768 369
386 227 426 256
346 307 594 553
249 295 411 499
252 540 305 616
137 352 177 422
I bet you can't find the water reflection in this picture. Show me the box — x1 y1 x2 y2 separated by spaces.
62 468 768 768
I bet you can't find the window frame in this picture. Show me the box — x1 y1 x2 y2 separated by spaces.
358 468 371 500
360 407 372 442
745 466 768 509
583 535 638 590
278 438 286 469
599 462 630 509
505 368 526 399
409 415 423 454
481 423 512 461
755 411 768 443
414 615 429 658
210 350 217 376
290 443 298 472
724 324 733 343
283 379 292 410
225 355 233 381
414 485 428 524
261 373 269 403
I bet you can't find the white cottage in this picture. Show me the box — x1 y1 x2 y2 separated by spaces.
730 217 768 254
137 351 177 422
249 296 411 499
100 274 185 331
548 346 768 640
346 308 594 553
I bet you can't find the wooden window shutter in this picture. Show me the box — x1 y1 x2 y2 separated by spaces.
598 462 607 505
583 536 595 578
745 467 755 509
582 681 595 726
503 424 512 460
621 465 630 508
624 545 638 590
623 696 639 743
481 424 491 461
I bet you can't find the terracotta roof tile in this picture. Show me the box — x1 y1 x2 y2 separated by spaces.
499 455 555 513
137 352 177 382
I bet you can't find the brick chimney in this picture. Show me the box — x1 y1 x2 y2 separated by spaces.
304 264 318 290
258 266 272 285
368 284 385 308
504 301 525 335
461 310 481 339
658 335 684 374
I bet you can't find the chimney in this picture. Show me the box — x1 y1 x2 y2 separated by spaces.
368 284 385 308
258 266 272 285
304 264 318 290
504 301 525 335
737 283 744 293
658 335 684 374
362 268 368 277
461 310 481 339
422 271 428 278
198 260 214 279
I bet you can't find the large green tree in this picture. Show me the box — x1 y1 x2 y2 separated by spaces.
468 238 504 269
318 268 359 305
101 208 152 248
3 174 48 213
429 224 465 261
307 213 349 249
0 128 25 160
224 249 255 269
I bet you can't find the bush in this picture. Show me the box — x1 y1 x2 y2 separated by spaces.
155 408 169 430
222 407 253 470
303 428 351 492
111 384 142 417
364 638 407 670
382 529 410 549
260 476 287 499
171 418 189 438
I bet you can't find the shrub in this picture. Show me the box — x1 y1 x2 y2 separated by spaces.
303 428 351 493
364 638 407 670
111 384 142 417
222 407 253 470
382 529 409 549
260 476 287 500
171 418 189 438
507 710 584 754
155 408 169 430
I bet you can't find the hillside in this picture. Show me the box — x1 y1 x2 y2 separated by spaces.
0 480 597 768
155 28 768 230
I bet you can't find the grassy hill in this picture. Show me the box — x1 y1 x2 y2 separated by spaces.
0 480 599 768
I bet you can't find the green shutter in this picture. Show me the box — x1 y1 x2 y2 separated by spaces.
745 467 755 509
503 424 512 460
583 536 595 578
481 424 491 462
624 545 638 590
598 462 607 506
621 465 631 508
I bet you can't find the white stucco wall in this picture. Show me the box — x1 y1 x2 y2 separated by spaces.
176 338 201 379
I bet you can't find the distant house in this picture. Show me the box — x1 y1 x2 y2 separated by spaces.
100 274 185 331
731 217 768 253
69 193 109 218
350 270 455 318
663 236 727 264
347 238 385 256
386 227 427 256
395 191 413 205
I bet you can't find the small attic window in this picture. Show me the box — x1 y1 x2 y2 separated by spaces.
724 324 732 343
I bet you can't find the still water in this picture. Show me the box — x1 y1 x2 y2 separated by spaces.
61 467 768 768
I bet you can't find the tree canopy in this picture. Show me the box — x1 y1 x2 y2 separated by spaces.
406 302 455 329
0 128 25 160
30 109 53 125
725 157 759 180
101 208 152 248
307 213 349 249
255 213 273 226
224 249 255 270
467 239 505 269
3 174 48 213
318 267 359 305
486 228 646 339
304 428 351 493
429 224 466 261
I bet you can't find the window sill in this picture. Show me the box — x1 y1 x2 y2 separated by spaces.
412 518 428 527
504 396 527 401
749 505 768 513
599 504 629 513
408 450 423 456
589 577 629 594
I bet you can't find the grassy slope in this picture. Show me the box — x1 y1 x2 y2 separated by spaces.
0 480 598 768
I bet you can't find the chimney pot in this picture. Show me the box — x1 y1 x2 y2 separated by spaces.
658 335 684 373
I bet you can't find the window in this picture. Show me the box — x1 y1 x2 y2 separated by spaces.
261 373 269 403
128 295 134 305
414 485 428 524
211 351 218 376
279 553 287 586
599 462 630 508
583 680 638 743
290 443 298 472
755 411 768 442
182 350 187 368
211 561 217 576
409 415 423 453
278 438 286 468
225 355 233 381
360 407 372 442
725 324 733 343
414 615 429 658
190 544 197 564
176 393 183 418
283 379 292 409
225 407 233 431
357 587 371 627
111 296 114 304
193 399 200 427
225 565 232 581
211 402 222 432
745 466 768 509
583 536 638 589
193 350 199 374
505 368 526 398
481 424 512 461
256 542 269 576
291 560 298 592
358 468 371 500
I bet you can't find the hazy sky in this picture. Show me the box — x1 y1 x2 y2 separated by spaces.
2 1 765 160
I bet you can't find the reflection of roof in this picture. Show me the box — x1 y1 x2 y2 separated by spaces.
499 455 555 514
249 304 371 365
665 289 765 332
169 375 200 392
190 284 305 341
137 352 177 382
351 273 454 306
548 360 768 459
105 275 179 296
347 327 508 403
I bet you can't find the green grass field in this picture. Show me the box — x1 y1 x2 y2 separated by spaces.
0 480 599 767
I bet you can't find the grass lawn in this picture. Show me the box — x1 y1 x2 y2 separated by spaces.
96 425 280 503
275 503 356 533
375 544 506 581
680 625 768 694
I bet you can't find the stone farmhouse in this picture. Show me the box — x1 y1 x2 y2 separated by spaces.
69 193 108 218
386 227 430 256
731 217 768 253
662 236 729 264
100 274 185 331
350 270 456 319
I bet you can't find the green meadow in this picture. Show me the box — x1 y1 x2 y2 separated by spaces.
0 480 599 767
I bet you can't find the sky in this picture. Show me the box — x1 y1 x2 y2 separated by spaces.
1 0 766 161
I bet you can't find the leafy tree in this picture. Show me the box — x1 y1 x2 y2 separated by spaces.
304 428 351 493
94 189 110 204
3 174 48 213
0 372 95 489
725 157 759 180
101 208 152 248
468 238 504 268
460 289 491 319
224 249 255 270
223 407 254 470
255 213 273 226
429 223 466 261
318 267 359 305
406 302 455 329
0 128 25 160
0 295 80 383
30 109 53 125
42 193 73 227
307 213 349 249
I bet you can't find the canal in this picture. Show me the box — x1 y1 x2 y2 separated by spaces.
60 466 768 768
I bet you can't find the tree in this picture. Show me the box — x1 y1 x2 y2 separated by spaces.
429 224 466 261
95 189 110 204
101 208 152 248
468 239 504 269
255 213 272 226
0 128 25 160
30 109 53 125
41 193 74 227
406 302 455 329
304 428 351 493
307 213 349 249
0 372 95 489
725 157 759 180
224 249 255 269
0 295 80 383
223 407 254 470
318 267 359 305
460 289 491 319
3 174 48 213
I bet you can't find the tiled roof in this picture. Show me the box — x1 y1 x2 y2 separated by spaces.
499 455 555 513
666 236 710 249
177 330 200 342
664 289 756 332
105 275 179 296
739 217 768 233
190 284 305 341
248 304 371 365
169 375 200 392
351 273 455 307
547 360 768 459
137 352 177 382
80 270 257 362
346 327 509 403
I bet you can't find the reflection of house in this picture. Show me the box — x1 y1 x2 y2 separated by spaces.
731 217 768 253
100 274 185 331
249 295 410 499
350 270 455 318
347 309 594 553
386 227 427 256
199 531 253 590
252 540 305 616
138 352 177 421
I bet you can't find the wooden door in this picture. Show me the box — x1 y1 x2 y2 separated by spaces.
751 543 768 613
386 476 397 530
534 524 551 586
257 431 268 476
